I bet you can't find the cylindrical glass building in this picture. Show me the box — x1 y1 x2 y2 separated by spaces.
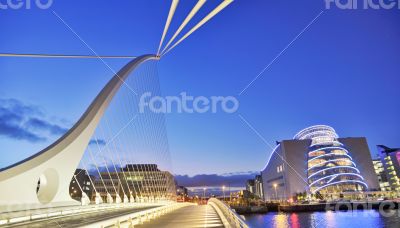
294 125 368 195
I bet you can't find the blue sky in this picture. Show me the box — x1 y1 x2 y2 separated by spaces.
0 0 399 176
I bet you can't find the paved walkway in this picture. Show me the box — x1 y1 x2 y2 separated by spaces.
137 205 224 228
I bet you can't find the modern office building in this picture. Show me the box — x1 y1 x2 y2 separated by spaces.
246 179 256 194
372 158 391 191
176 186 188 196
377 145 400 193
254 175 264 200
261 125 379 201
93 164 176 202
69 169 94 201
245 175 264 200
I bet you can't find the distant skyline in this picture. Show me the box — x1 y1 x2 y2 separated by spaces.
1 1 399 176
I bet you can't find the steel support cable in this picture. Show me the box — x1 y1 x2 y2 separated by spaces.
157 0 180 55
139 64 160 199
102 116 128 198
162 0 234 56
142 64 164 200
118 133 138 200
113 85 140 199
127 67 152 199
117 91 138 197
150 63 171 199
119 87 143 198
93 133 120 198
156 64 174 176
123 87 145 199
130 67 149 198
110 110 137 199
115 129 139 199
102 120 128 199
126 68 145 199
152 63 174 199
101 156 119 196
148 64 167 200
73 175 86 197
161 0 207 55
80 159 99 195
105 87 142 201
87 145 110 195
144 63 164 199
0 53 136 59
148 62 173 199
140 64 159 199
152 67 168 200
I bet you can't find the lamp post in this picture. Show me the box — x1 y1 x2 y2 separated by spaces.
273 184 278 202
229 183 231 203
203 187 207 204
222 186 226 201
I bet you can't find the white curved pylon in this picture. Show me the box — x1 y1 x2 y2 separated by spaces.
0 54 158 211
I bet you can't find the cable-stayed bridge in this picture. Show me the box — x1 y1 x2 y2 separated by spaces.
0 0 250 227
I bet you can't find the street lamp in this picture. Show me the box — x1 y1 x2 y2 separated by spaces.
203 188 207 204
222 186 226 201
273 184 278 202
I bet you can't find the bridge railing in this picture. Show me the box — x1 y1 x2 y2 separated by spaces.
208 198 249 228
0 202 170 226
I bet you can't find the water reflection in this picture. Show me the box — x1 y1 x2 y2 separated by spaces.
289 213 299 228
244 210 400 228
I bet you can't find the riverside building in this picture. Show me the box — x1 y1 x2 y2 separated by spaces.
261 125 379 201
377 145 400 194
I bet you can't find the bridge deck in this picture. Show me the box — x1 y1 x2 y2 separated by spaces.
5 206 157 228
137 204 225 228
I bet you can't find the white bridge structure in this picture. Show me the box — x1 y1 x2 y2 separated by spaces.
0 55 159 211
0 1 249 227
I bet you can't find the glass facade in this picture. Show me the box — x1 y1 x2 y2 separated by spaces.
294 125 368 195
372 159 391 191
378 146 400 192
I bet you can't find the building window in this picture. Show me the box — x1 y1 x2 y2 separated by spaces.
276 165 284 173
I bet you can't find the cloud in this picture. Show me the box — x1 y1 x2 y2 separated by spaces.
0 98 69 143
89 139 106 146
85 164 121 177
0 118 46 143
26 118 68 135
175 171 260 188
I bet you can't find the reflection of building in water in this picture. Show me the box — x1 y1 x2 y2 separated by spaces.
261 125 379 201
93 164 176 202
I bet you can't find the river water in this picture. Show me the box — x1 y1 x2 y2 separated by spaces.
244 210 400 228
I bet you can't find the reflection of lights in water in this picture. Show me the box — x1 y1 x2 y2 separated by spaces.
245 210 394 227
274 213 289 228
256 214 264 222
325 211 336 227
290 213 300 228
310 213 317 227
